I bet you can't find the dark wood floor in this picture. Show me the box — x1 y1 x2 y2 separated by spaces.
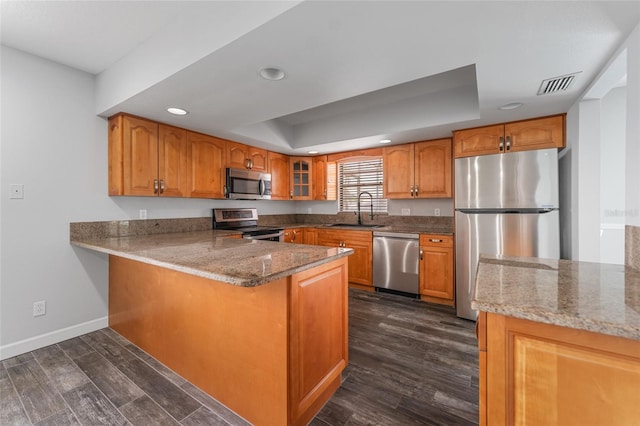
1 289 478 425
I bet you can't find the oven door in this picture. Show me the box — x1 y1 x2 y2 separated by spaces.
242 231 284 242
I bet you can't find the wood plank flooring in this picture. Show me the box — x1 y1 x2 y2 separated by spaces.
1 289 478 425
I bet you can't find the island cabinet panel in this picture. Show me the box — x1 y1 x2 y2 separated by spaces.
108 255 348 426
482 313 640 426
186 131 225 198
289 258 348 425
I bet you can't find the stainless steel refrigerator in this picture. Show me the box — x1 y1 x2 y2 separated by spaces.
455 148 560 320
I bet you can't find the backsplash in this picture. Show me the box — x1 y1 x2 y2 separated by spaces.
259 213 453 231
627 225 640 271
70 217 211 240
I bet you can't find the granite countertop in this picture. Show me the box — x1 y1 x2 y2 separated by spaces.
472 255 640 341
71 230 353 287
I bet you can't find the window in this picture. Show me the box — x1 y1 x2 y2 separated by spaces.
338 157 387 213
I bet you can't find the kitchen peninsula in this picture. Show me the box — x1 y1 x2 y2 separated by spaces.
473 255 640 426
71 223 352 426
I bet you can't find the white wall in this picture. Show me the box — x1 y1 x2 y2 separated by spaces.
625 24 640 228
558 102 578 260
576 100 602 262
0 47 298 359
560 21 640 262
599 87 626 264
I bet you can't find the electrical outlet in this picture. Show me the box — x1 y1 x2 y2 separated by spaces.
10 184 24 199
139 209 147 219
401 208 411 216
434 208 441 216
33 300 46 317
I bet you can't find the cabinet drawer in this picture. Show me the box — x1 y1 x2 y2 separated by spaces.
419 234 453 247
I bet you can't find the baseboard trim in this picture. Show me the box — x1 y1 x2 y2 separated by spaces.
0 316 108 360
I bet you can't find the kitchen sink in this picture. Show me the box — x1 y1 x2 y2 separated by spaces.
323 223 384 228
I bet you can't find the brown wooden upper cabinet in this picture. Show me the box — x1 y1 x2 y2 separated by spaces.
312 155 337 201
383 138 452 199
453 114 565 158
268 152 290 200
186 131 226 199
109 114 188 197
226 141 268 172
290 157 313 200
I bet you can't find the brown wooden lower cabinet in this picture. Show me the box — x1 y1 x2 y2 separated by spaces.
303 228 318 245
477 312 640 426
316 229 372 286
283 228 301 243
109 255 348 426
419 234 454 305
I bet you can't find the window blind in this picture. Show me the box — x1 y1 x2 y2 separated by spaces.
338 158 387 213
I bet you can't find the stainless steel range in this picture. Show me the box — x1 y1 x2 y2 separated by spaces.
212 208 284 242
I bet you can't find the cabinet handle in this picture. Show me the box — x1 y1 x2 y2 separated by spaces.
223 185 228 196
292 231 297 242
153 179 159 194
505 135 511 151
410 186 414 196
414 185 419 196
429 238 443 243
420 249 423 260
499 136 504 152
323 188 327 198
159 180 165 194
244 158 253 170
289 191 293 200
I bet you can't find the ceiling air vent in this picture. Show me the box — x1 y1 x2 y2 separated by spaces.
537 72 581 95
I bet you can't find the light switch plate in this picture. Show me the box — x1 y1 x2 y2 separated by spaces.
10 184 24 199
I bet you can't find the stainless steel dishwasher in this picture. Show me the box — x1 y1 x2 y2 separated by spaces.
373 231 420 295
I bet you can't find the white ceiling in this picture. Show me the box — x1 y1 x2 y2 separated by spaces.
2 1 639 154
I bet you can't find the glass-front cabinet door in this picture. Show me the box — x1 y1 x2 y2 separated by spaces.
290 157 313 200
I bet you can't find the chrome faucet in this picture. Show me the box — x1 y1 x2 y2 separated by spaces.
357 191 374 225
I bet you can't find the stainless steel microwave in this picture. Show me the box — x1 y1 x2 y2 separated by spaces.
225 168 272 200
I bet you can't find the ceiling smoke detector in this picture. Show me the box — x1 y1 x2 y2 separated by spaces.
537 72 581 95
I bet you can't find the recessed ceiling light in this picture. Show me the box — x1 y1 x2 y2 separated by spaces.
259 67 286 81
167 107 188 115
498 102 523 111
308 150 319 154
379 139 392 144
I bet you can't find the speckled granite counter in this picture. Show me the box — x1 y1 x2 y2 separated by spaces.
71 230 352 287
472 255 640 340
